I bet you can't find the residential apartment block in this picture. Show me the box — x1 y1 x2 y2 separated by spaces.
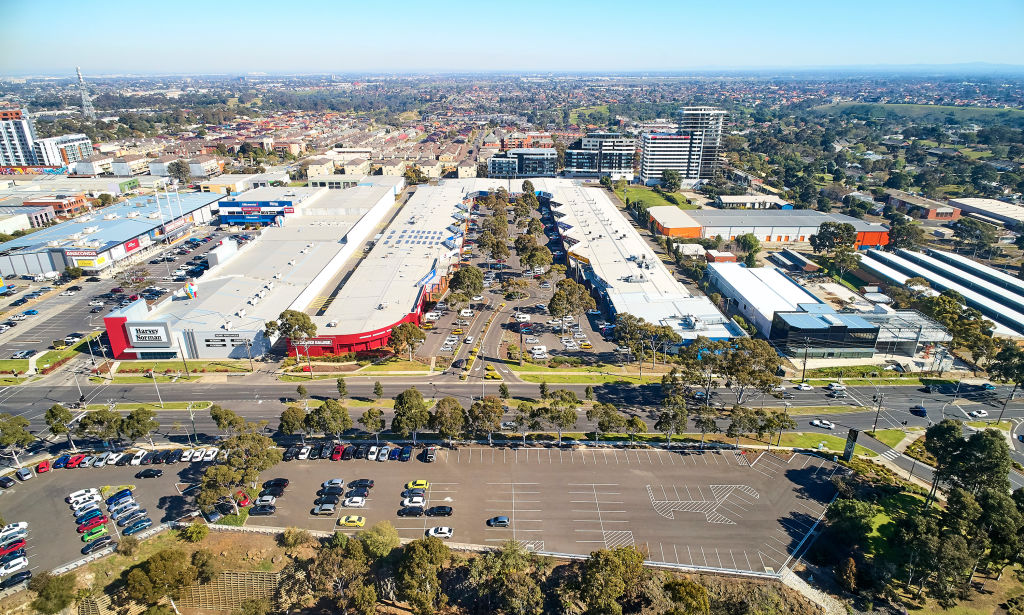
488 148 557 178
639 107 726 186
0 109 38 166
564 132 636 180
34 133 93 167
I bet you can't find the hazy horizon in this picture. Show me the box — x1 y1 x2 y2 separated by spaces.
2 0 1022 76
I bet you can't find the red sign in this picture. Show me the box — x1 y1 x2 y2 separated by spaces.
283 207 295 214
124 238 140 253
240 206 261 214
65 249 97 257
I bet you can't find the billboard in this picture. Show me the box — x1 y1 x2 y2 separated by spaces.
842 429 859 462
124 238 140 253
126 322 171 348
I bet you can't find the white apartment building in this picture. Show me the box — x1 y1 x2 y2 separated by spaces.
0 109 38 166
34 133 93 167
564 132 636 180
639 106 726 186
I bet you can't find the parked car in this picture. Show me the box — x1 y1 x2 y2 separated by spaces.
427 526 453 539
810 419 835 430
136 468 163 479
122 519 153 536
425 506 453 517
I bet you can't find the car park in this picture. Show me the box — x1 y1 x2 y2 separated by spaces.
250 505 276 516
401 496 426 507
0 570 32 589
487 516 510 527
14 468 32 481
311 503 337 516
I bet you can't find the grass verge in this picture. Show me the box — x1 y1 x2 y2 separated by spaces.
867 429 910 448
86 401 212 411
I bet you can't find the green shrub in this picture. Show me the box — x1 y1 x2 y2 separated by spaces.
179 523 209 543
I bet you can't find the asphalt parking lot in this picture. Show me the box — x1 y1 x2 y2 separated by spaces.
246 445 838 574
0 461 204 575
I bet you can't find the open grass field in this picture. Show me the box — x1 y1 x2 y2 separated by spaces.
569 104 609 124
613 186 697 210
813 102 1024 126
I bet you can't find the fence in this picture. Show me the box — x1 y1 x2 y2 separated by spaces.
177 570 281 612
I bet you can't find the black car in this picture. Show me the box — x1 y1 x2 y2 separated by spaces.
249 505 276 516
90 306 104 313
140 451 156 465
397 506 424 517
261 485 285 498
81 536 113 555
341 445 355 461
353 445 367 459
282 446 300 461
0 549 26 564
399 446 413 462
215 501 235 516
315 442 332 459
86 277 101 282
263 478 289 489
150 450 168 464
347 487 370 498
116 454 132 466
0 570 31 589
136 468 163 479
69 285 83 291
315 494 340 506
318 485 344 497
350 478 374 489
425 506 453 517
0 476 15 488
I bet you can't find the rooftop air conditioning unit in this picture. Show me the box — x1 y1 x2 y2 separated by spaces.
273 273 282 279
288 259 296 266
126 211 140 218
223 321 233 331
236 309 246 318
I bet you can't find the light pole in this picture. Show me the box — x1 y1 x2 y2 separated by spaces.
187 402 198 447
872 392 884 434
151 371 164 408
996 383 1018 425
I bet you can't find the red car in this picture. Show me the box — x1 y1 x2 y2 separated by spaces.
66 454 86 468
77 516 108 533
0 539 25 556
35 460 50 473
234 490 250 507
331 445 344 461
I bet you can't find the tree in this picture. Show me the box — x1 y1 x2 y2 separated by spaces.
953 218 997 255
736 233 760 254
692 407 720 448
359 408 385 443
726 405 760 447
664 577 710 615
390 322 426 361
296 384 308 400
179 523 209 543
124 548 198 606
449 266 484 296
553 279 596 331
336 377 347 398
209 405 244 435
306 398 352 438
358 521 402 560
392 387 430 445
29 572 77 614
45 403 76 451
429 397 465 447
64 266 83 279
396 537 450 615
655 409 687 442
264 309 317 343
809 221 857 255
167 160 191 185
373 381 384 400
197 464 243 515
575 547 647 615
661 169 682 192
544 390 579 445
512 401 541 446
75 407 123 447
723 338 782 404
467 395 503 445
989 341 1024 422
831 244 861 280
887 217 925 250
587 402 625 442
278 406 307 442
836 556 858 592
122 406 160 446
825 499 877 547
489 240 510 263
221 428 282 488
624 416 647 446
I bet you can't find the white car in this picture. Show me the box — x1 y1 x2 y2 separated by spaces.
770 385 786 392
546 319 561 326
0 528 26 544
471 295 483 301
254 495 276 507
322 478 345 489
106 452 124 465
297 446 311 460
130 450 147 465
192 448 209 463
563 341 579 350
89 300 104 306
524 336 539 344
59 290 76 296
203 448 218 462
67 488 99 502
69 494 101 510
72 503 99 517
795 383 813 391
427 526 453 539
377 446 391 461
0 556 28 576
9 314 25 321
401 496 425 507
464 336 474 345
343 497 366 508
366 446 379 461
573 331 587 339
969 409 989 418
811 419 835 430
1 522 27 534
826 383 846 391
179 449 194 462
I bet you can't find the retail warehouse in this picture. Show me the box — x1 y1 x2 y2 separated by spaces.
646 207 890 248
103 181 399 359
859 248 1024 337
0 192 220 277
708 262 951 359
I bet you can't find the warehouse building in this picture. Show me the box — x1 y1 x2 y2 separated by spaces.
0 191 220 277
103 185 398 360
948 197 1024 228
646 207 889 248
707 263 821 335
859 248 1024 337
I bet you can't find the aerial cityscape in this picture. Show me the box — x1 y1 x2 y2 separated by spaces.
0 1 1023 614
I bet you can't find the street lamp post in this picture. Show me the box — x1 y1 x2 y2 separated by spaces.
152 371 164 409
872 392 884 433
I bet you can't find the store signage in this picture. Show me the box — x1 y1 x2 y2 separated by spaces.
126 322 171 348
240 206 261 213
295 338 332 346
283 207 295 214
124 238 140 253
65 250 97 257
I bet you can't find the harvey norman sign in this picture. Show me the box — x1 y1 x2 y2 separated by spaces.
126 322 171 348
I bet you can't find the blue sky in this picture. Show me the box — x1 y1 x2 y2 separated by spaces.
2 0 1023 75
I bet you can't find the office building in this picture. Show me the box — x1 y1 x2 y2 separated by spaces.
0 109 38 167
487 148 557 178
34 134 93 167
885 189 960 221
564 132 636 180
639 106 726 186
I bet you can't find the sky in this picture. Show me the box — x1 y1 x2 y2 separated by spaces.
2 0 1023 75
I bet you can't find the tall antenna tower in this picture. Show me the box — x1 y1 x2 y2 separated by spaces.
76 66 96 121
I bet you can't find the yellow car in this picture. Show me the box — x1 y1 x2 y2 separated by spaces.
580 342 593 349
406 480 430 490
337 515 366 528
452 328 464 335
422 322 434 330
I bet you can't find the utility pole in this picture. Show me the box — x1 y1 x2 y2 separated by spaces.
801 338 809 382
152 371 164 408
996 382 1018 425
187 402 197 447
872 392 884 433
